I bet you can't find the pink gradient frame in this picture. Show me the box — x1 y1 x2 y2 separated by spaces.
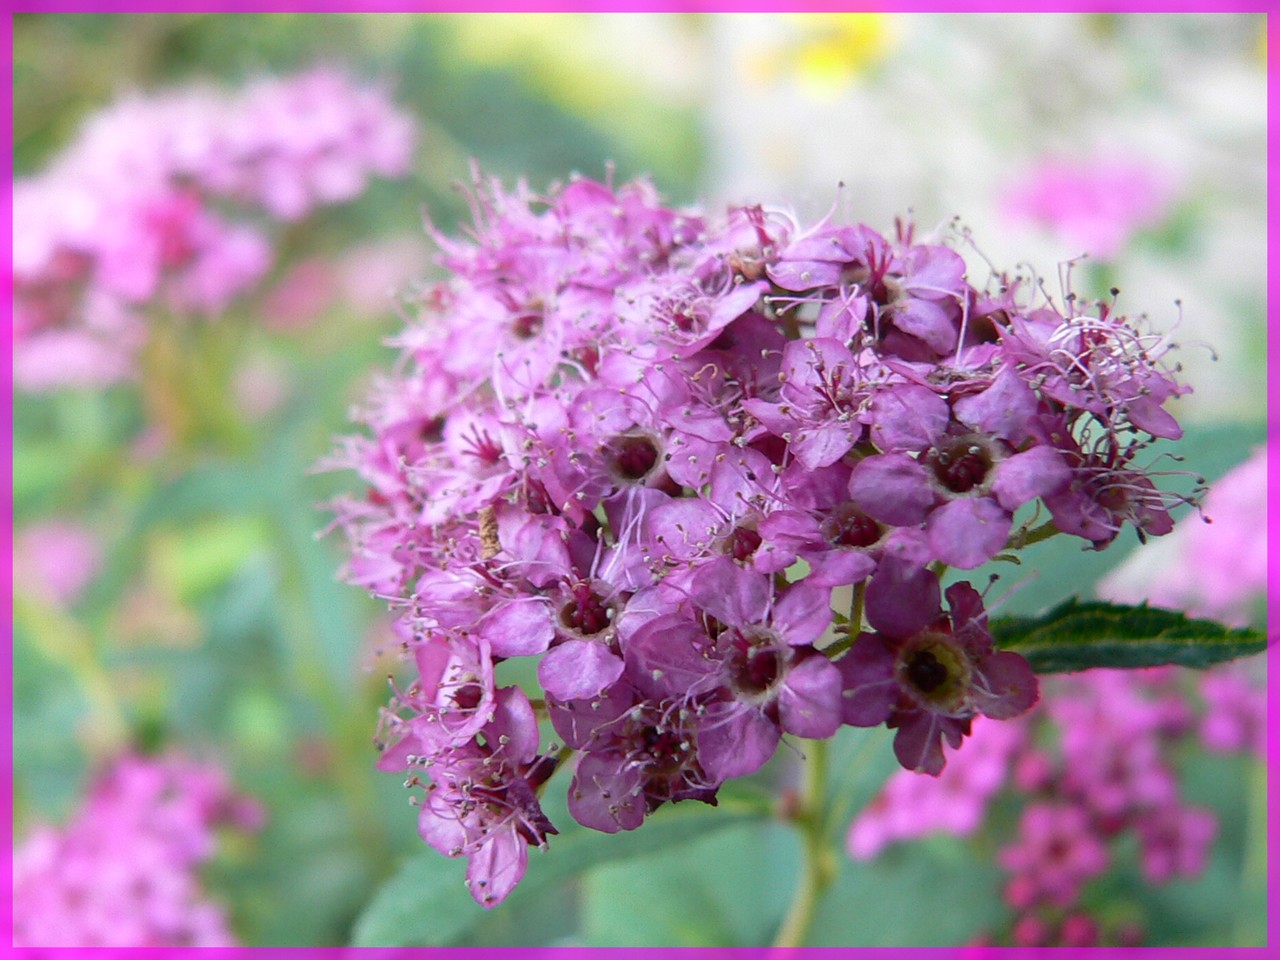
2 3 1273 956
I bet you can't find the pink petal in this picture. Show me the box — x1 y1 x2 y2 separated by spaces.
926 498 1012 569
466 828 528 908
697 704 781 781
778 655 843 738
480 599 554 658
848 454 935 527
991 446 1072 512
865 556 941 638
537 640 625 702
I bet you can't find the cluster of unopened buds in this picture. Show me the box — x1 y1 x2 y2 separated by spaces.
330 171 1195 906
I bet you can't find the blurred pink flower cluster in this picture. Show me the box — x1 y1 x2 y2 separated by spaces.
1001 157 1177 260
14 520 103 606
12 67 416 391
849 662 1263 946
1100 446 1268 629
12 752 264 947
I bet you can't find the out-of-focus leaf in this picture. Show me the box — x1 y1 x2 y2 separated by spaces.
146 515 270 602
808 834 1005 945
580 820 794 946
132 460 275 528
351 802 764 946
992 599 1267 673
12 440 76 505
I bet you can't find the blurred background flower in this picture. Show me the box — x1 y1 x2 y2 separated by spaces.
10 11 1266 947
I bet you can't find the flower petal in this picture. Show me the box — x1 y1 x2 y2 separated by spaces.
848 454 935 526
537 639 625 702
778 655 843 738
865 556 942 638
926 498 1012 569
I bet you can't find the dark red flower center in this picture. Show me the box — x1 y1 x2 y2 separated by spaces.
511 312 543 340
929 437 994 494
559 582 612 636
821 502 882 548
728 526 763 562
727 630 783 697
606 434 660 483
896 633 971 713
905 649 949 693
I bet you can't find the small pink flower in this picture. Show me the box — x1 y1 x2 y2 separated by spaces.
14 521 103 606
12 753 261 947
1099 446 1267 626
1001 156 1177 259
838 558 1038 775
1000 802 1110 909
1136 804 1217 884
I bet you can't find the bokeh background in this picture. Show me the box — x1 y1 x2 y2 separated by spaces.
11 12 1267 947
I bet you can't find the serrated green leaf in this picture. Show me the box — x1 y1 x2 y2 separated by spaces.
351 803 763 946
991 598 1268 673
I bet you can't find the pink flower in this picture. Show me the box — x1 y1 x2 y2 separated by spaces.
838 558 1039 775
326 169 1199 907
1000 802 1110 909
12 753 262 947
407 687 558 908
12 68 415 393
1099 446 1267 626
14 521 103 606
1197 663 1266 759
1136 804 1217 884
847 715 1024 859
1001 157 1177 259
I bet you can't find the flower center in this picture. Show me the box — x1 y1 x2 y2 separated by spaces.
896 632 971 713
605 433 661 483
928 436 995 494
558 581 613 637
511 312 543 340
728 525 763 562
726 629 785 699
821 502 883 549
639 724 686 773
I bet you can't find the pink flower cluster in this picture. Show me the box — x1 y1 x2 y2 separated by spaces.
13 68 416 391
12 752 263 947
14 520 103 606
849 664 1263 945
1001 157 1177 260
1100 445 1267 629
330 172 1193 906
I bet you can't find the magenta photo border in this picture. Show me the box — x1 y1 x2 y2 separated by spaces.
3 2 1273 957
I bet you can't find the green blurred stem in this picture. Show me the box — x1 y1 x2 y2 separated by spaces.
773 738 834 947
822 582 866 660
1014 519 1061 549
1236 757 1268 946
14 594 130 753
850 580 865 635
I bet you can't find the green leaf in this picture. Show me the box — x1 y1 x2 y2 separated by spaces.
580 820 794 946
350 802 763 946
991 598 1268 673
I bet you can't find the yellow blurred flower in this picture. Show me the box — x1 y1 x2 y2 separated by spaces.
746 14 896 98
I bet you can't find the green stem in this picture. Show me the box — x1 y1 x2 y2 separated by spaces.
1013 519 1062 549
823 581 866 660
773 739 834 947
13 594 131 754
1235 757 1267 945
